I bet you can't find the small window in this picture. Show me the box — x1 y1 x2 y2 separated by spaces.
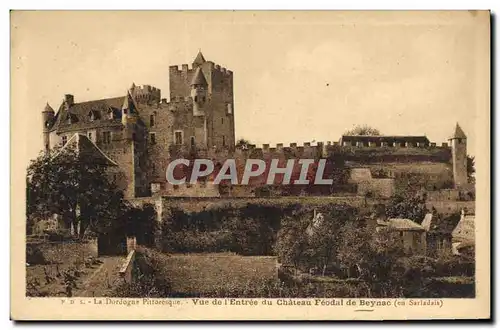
174 131 183 145
221 117 224 125
87 132 93 141
150 132 156 145
62 136 67 146
108 110 114 120
222 135 226 147
103 131 112 144
150 114 155 127
190 136 195 147
194 96 198 103
202 96 206 103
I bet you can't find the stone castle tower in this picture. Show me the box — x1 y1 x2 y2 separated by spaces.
41 103 55 153
169 51 235 150
449 123 468 188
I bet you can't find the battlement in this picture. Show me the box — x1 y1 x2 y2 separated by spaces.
134 84 160 94
213 64 233 76
169 64 195 74
229 140 452 163
131 84 161 104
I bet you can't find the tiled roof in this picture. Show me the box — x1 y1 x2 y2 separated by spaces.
193 51 206 66
44 103 54 113
191 67 208 86
452 214 475 243
380 218 425 231
451 123 467 139
53 96 125 133
53 133 118 166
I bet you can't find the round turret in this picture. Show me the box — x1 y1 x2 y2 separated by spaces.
190 67 208 115
42 103 55 132
42 103 55 152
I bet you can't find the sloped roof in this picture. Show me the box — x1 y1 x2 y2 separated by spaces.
191 67 208 86
451 123 467 139
452 214 475 243
421 213 434 232
382 218 425 231
53 133 118 166
43 103 55 113
52 96 125 133
193 51 206 67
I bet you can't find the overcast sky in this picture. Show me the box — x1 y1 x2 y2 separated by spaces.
11 11 489 164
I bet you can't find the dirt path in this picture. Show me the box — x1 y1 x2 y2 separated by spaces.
73 256 125 297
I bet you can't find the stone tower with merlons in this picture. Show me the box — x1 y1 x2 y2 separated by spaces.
169 51 235 150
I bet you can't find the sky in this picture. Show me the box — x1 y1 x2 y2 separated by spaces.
11 11 489 165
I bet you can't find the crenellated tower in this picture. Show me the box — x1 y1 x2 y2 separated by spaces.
169 51 235 151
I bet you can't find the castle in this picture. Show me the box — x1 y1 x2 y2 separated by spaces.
41 52 471 200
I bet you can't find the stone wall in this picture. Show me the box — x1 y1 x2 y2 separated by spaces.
426 200 475 215
357 178 395 199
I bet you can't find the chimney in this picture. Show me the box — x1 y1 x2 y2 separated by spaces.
64 94 74 107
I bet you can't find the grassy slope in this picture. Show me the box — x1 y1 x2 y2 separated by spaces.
161 253 278 296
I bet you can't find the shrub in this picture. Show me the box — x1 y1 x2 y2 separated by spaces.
26 244 47 265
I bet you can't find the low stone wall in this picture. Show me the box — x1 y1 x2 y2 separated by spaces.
119 250 136 284
426 200 475 215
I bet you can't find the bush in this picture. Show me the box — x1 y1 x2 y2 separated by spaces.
26 244 47 265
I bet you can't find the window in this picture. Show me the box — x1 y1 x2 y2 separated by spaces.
194 96 198 102
222 135 226 147
227 104 232 114
150 114 155 127
87 132 93 141
202 96 206 103
150 132 156 145
108 110 114 120
190 136 195 147
103 131 112 144
62 135 67 146
221 117 224 125
174 131 183 145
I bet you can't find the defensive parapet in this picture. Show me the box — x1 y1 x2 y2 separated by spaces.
169 64 195 74
213 64 233 76
131 84 161 104
235 142 325 159
230 139 453 164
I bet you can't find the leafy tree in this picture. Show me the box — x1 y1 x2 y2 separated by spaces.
385 193 427 223
27 146 125 239
467 155 475 183
235 138 251 149
274 216 308 272
344 125 381 136
124 203 158 247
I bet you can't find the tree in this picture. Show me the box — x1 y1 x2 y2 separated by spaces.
467 155 475 183
344 125 381 136
385 193 427 223
124 203 158 247
236 138 251 149
27 146 125 239
274 216 308 272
